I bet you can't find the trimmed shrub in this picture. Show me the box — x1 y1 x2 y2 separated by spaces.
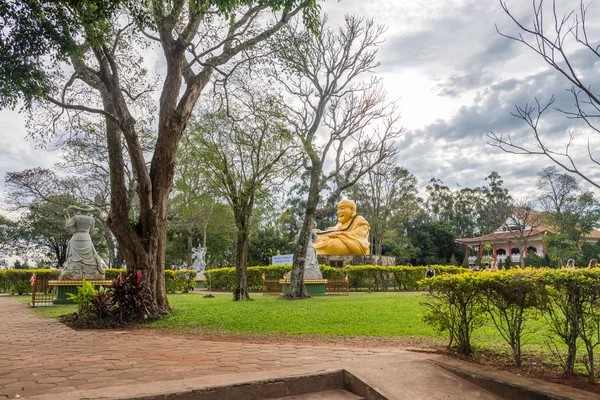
0 270 6 293
204 264 469 291
10 280 32 295
2 269 60 293
165 270 196 293
478 268 541 367
421 272 486 355
105 268 126 280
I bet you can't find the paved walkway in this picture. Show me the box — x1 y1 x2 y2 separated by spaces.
0 296 405 399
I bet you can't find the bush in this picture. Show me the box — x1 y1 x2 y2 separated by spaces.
10 280 31 296
88 288 113 319
105 268 126 280
478 269 541 367
110 271 153 322
165 270 195 293
4 269 59 292
66 279 97 313
204 264 469 291
421 273 486 355
205 265 295 291
0 270 6 293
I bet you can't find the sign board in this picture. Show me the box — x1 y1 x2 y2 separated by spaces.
272 254 294 265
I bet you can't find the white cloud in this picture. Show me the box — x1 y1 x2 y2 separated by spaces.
1 0 600 210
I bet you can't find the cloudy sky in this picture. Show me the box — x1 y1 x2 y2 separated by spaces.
1 0 599 214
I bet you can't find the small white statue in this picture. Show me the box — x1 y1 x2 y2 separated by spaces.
287 219 323 280
60 204 107 280
191 245 207 278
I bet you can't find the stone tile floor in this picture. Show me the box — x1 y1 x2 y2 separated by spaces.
0 296 405 399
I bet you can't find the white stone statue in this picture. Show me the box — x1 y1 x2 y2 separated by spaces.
191 245 207 278
288 219 323 280
60 204 107 280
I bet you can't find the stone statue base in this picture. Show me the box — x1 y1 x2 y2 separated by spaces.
59 264 105 280
317 255 396 268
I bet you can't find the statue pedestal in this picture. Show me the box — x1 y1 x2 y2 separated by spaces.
280 279 327 296
48 280 112 305
195 277 207 289
317 255 396 268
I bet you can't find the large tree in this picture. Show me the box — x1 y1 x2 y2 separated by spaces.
425 172 512 238
273 15 403 298
0 0 318 314
350 165 418 259
186 90 298 300
537 166 600 243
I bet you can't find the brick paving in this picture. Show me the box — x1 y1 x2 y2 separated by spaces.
0 296 404 399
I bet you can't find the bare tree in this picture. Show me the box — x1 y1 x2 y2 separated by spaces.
503 199 544 268
488 0 600 190
272 15 404 298
351 165 418 259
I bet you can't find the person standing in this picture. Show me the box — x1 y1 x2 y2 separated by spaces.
425 265 435 278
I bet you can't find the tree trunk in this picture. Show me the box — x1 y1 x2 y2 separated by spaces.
100 222 116 269
234 227 251 301
102 92 170 315
287 167 321 299
187 225 193 267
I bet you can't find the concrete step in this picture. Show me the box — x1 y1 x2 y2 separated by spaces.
270 389 364 400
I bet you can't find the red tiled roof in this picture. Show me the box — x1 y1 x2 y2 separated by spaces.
456 228 550 244
456 228 600 244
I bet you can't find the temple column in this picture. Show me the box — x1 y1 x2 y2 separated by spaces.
508 241 512 261
479 242 483 258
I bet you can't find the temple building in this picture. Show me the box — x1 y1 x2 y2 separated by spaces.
456 210 600 265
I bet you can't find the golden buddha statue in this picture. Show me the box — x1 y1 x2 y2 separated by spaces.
313 199 370 255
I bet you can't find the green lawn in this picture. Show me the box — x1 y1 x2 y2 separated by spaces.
14 292 553 353
152 292 440 337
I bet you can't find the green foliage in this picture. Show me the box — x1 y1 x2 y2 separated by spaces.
205 264 468 291
449 254 458 266
110 271 153 322
524 252 545 268
544 234 581 268
420 267 600 379
421 273 486 355
88 288 113 319
537 269 587 375
165 270 196 293
479 269 541 366
205 265 295 291
104 268 125 280
406 220 459 265
1 269 60 293
10 280 32 296
66 279 97 313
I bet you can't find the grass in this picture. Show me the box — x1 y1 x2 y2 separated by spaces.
151 292 441 337
9 291 581 358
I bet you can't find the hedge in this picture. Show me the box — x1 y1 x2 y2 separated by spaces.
420 268 600 382
0 268 197 294
204 264 469 291
0 269 60 294
106 268 196 293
